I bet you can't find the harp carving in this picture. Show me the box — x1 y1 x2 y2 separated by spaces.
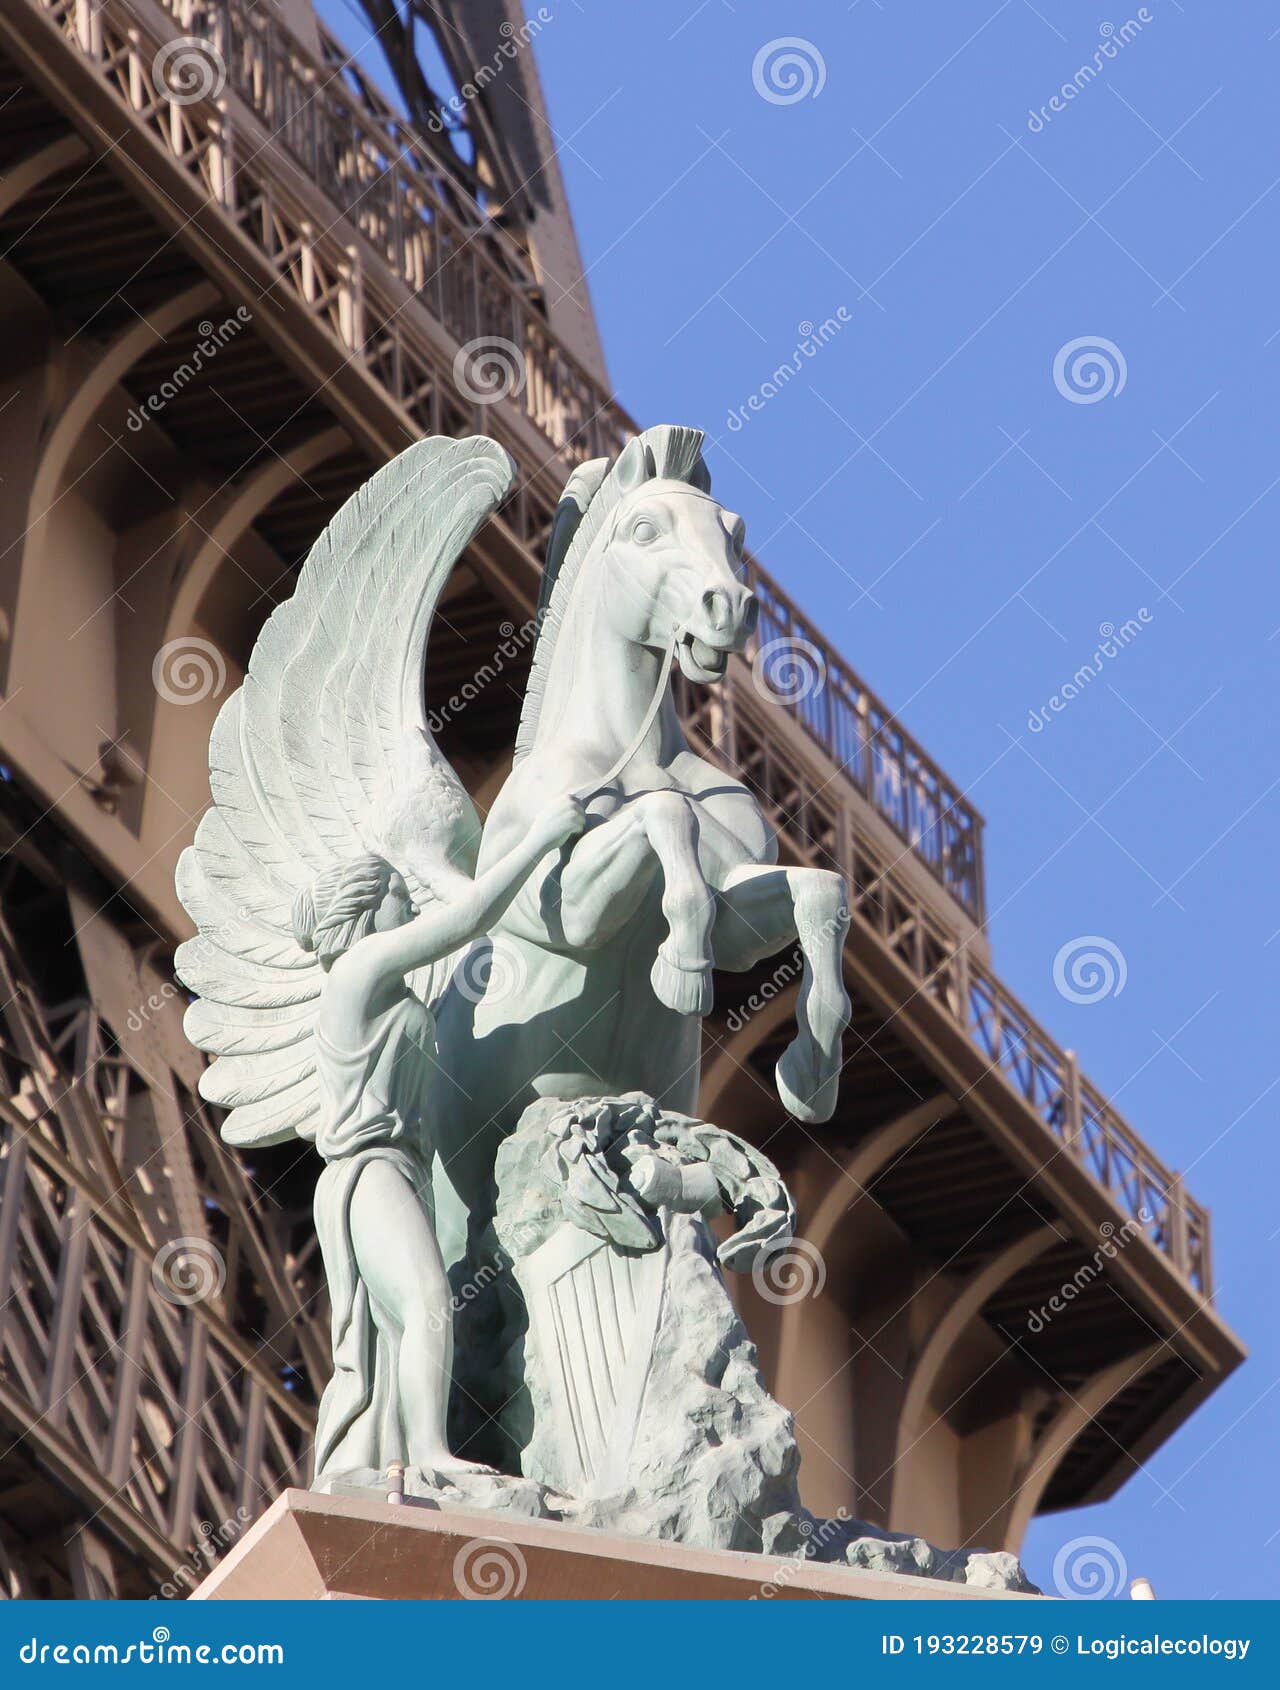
518 1224 667 1496
495 1093 796 1498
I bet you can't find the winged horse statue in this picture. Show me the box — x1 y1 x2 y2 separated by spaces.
176 425 851 1475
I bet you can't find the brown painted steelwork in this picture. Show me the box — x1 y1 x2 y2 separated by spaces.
0 0 1244 1596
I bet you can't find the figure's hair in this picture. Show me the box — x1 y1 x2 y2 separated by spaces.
292 853 397 962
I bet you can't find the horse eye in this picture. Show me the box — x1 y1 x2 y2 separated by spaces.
631 518 659 544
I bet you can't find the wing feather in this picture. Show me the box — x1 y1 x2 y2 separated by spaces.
175 939 322 1007
221 1076 323 1149
198 1047 317 1108
183 996 315 1056
176 435 514 1148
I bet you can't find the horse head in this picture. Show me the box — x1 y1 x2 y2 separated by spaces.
513 427 759 773
595 434 758 682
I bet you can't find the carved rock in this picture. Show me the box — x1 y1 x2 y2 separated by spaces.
464 1093 1037 1592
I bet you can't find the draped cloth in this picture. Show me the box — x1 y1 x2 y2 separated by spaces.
311 992 436 1487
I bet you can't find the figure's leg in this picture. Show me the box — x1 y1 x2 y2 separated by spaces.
556 793 715 1015
713 863 851 1123
348 1158 493 1477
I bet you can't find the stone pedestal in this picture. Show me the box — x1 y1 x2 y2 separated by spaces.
194 1491 1045 1602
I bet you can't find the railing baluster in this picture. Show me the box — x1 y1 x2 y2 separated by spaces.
1064 1048 1082 1154
1167 1175 1189 1277
954 941 971 1032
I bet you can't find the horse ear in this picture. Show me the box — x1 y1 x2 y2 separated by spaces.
613 436 651 493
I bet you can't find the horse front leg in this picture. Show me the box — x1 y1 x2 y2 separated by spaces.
636 792 716 1016
712 863 851 1123
534 807 654 942
554 792 715 1016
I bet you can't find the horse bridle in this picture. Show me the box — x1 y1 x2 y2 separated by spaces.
571 632 680 806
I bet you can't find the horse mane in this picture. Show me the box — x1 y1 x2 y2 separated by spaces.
513 425 711 764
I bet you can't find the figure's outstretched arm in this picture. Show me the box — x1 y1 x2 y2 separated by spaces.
339 796 585 996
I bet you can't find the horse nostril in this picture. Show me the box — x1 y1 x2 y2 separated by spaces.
741 591 759 636
702 588 732 632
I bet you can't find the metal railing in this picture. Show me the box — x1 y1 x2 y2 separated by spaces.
132 0 986 919
742 559 984 918
16 0 1211 1291
679 679 1212 1293
156 0 626 461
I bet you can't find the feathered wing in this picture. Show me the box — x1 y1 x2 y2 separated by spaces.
175 435 516 1147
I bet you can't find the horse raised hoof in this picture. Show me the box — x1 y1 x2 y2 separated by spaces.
776 1036 840 1124
650 948 714 1017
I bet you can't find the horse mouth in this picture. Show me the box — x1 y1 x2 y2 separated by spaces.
676 632 731 681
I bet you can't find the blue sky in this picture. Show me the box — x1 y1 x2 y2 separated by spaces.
323 0 1277 1598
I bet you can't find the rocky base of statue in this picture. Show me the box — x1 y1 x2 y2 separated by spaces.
445 1093 1036 1595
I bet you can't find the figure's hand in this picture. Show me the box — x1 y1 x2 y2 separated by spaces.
628 1152 682 1207
529 794 587 854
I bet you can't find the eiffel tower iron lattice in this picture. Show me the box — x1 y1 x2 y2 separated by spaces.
0 0 1244 1597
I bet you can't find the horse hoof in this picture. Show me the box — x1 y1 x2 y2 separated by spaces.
651 950 713 1017
776 1040 839 1124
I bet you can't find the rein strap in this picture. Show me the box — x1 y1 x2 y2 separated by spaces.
572 635 679 804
